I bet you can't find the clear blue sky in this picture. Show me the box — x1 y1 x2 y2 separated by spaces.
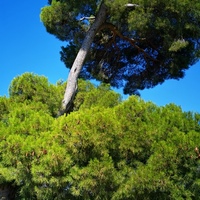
0 1 199 113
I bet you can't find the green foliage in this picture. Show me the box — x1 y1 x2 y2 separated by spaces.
169 39 189 52
41 0 200 94
0 73 200 199
9 73 64 117
0 96 10 120
0 102 54 198
77 81 121 110
65 79 122 112
40 0 96 41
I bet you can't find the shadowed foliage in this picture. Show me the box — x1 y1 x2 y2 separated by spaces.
41 0 200 95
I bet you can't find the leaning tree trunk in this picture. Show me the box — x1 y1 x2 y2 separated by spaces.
58 3 107 116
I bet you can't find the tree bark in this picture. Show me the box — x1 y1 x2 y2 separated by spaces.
58 3 107 116
0 183 17 200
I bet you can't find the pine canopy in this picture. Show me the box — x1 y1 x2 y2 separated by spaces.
41 0 200 94
0 73 200 199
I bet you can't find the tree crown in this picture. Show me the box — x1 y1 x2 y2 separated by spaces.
41 0 200 94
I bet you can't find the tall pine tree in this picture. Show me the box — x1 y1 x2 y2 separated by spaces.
41 0 200 114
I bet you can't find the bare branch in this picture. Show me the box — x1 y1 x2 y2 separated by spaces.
79 16 95 21
125 3 140 7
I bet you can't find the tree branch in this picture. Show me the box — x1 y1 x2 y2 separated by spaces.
79 16 95 21
125 3 140 8
99 23 158 63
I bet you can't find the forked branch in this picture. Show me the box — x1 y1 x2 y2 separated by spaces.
99 23 158 63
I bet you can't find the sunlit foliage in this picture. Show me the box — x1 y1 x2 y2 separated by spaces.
0 73 200 199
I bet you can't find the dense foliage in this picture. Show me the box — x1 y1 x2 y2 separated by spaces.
0 73 200 199
41 0 200 94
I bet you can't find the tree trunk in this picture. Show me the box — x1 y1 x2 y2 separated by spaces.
0 184 17 200
58 3 107 116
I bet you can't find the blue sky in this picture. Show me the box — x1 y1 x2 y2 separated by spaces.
0 1 199 113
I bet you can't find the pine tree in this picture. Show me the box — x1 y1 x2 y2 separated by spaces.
1 73 200 199
41 0 200 114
